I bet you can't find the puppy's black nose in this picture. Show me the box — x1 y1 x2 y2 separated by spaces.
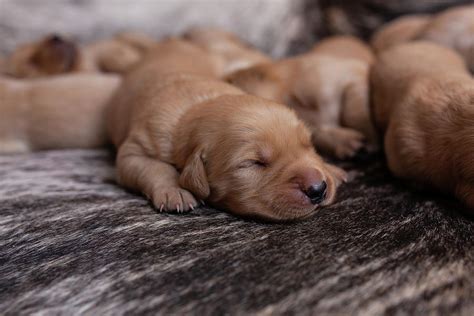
305 181 327 204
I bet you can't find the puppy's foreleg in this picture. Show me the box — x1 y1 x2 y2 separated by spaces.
116 140 198 212
311 125 365 159
341 81 379 148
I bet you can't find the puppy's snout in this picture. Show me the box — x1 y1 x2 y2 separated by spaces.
304 181 327 204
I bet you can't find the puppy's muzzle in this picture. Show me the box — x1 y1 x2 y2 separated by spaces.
304 181 327 204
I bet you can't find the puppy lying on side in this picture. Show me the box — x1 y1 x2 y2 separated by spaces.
371 5 474 71
107 39 346 221
371 41 474 211
0 73 120 153
225 36 377 159
182 27 271 76
3 32 156 78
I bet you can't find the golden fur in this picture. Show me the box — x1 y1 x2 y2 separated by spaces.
371 5 474 71
182 27 271 76
107 39 346 221
0 73 120 153
370 41 474 212
3 32 156 78
225 36 377 159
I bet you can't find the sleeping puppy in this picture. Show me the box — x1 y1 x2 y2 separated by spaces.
182 27 271 76
371 41 474 211
225 37 377 159
371 15 432 53
312 35 375 64
3 32 156 78
0 73 120 153
371 5 474 71
107 39 346 221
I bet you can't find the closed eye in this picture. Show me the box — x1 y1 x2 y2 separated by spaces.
238 159 269 169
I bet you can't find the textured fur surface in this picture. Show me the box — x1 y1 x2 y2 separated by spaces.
1 150 473 314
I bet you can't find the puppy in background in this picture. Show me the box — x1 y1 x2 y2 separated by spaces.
226 36 377 159
0 73 120 153
371 5 474 71
3 32 156 78
371 41 474 211
182 27 271 76
107 38 346 221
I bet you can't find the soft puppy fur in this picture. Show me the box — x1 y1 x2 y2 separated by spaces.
0 73 120 153
371 41 474 212
107 38 346 221
371 5 474 72
225 36 377 159
3 32 156 78
182 27 271 76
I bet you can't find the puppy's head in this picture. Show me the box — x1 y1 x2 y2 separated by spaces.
7 34 79 78
179 96 347 221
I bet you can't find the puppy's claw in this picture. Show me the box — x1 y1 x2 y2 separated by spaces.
200 199 205 206
159 204 164 212
189 203 195 211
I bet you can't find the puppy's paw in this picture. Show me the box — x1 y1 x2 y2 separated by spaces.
151 187 199 213
332 129 365 159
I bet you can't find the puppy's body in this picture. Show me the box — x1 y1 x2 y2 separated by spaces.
312 35 375 64
371 15 431 53
3 33 156 78
226 38 377 159
0 73 120 153
371 42 474 211
372 5 474 71
108 39 345 221
183 27 271 76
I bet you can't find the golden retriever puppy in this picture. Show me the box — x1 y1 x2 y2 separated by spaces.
371 41 474 211
0 73 120 153
107 39 346 221
312 35 375 64
371 15 431 53
182 27 271 76
3 33 156 78
225 38 377 159
372 5 474 71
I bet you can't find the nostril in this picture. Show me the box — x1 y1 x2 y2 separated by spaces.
305 181 327 204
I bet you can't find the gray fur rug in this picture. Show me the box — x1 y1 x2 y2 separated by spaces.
1 150 473 315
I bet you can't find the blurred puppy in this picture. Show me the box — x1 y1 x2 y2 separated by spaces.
226 36 377 159
371 15 432 53
107 39 346 221
0 73 120 153
182 27 271 76
3 32 156 78
371 5 474 71
371 41 474 211
312 35 375 64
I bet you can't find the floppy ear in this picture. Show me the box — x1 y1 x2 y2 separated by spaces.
179 148 210 200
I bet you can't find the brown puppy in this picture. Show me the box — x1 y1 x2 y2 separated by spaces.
226 37 377 159
107 39 346 221
0 73 120 153
372 5 474 71
371 15 432 53
371 41 474 211
182 27 271 76
3 33 156 78
312 35 375 64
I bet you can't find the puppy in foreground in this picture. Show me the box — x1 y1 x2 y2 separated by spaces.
107 39 346 221
3 32 155 78
183 27 271 76
371 41 474 211
372 5 474 71
0 73 120 153
226 36 377 159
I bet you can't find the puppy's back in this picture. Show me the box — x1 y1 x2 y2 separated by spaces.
312 35 375 64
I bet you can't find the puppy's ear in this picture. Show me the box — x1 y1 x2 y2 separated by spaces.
179 148 210 200
31 34 78 74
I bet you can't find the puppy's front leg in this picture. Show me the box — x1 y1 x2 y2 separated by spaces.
311 125 365 159
116 141 198 213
